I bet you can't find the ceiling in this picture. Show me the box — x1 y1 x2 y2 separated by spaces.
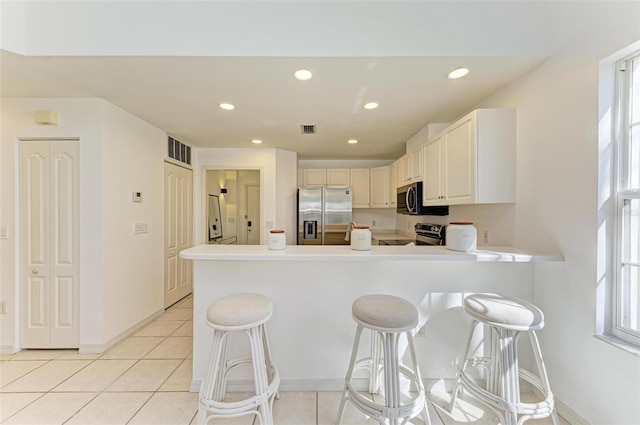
1 50 545 159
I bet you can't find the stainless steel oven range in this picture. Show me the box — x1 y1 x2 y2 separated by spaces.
415 223 446 246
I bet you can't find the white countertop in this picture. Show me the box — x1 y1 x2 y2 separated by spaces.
180 244 563 262
370 231 415 242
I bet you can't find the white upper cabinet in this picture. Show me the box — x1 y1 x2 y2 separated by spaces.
422 135 444 204
389 161 399 207
350 168 370 208
397 147 423 186
302 169 326 186
422 108 516 206
408 147 423 182
370 166 390 208
326 168 351 185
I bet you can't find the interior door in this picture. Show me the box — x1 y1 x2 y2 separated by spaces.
246 184 260 245
20 140 79 348
164 162 192 308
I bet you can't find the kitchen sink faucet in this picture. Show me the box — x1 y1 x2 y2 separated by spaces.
345 221 357 241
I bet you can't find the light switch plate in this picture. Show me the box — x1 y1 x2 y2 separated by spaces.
133 222 148 234
132 191 143 202
0 225 8 240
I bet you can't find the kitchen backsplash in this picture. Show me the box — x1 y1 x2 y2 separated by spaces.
352 208 397 231
371 204 516 245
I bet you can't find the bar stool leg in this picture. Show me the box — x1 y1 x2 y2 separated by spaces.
337 324 364 424
198 330 227 425
498 329 520 425
529 332 560 425
382 332 400 425
247 324 271 425
213 332 230 402
370 331 382 394
450 321 478 413
406 330 432 425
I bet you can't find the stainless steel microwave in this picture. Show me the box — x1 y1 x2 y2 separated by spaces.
396 182 449 216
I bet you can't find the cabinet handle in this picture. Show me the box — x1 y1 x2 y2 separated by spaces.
32 269 38 275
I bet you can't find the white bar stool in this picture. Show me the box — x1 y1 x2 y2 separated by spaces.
337 294 431 425
449 293 559 425
197 293 280 425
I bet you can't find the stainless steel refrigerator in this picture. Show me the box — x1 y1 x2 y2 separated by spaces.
297 186 353 245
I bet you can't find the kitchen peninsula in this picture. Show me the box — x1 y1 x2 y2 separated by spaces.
181 244 563 392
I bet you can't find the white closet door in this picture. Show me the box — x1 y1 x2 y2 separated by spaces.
164 162 192 307
20 140 79 348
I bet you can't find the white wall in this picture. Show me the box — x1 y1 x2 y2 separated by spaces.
100 101 166 345
0 98 167 353
194 148 298 246
276 149 298 242
463 40 640 425
0 98 105 352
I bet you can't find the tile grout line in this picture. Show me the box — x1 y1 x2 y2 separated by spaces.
3 298 199 424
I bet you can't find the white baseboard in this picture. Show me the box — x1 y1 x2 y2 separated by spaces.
0 344 18 355
79 308 165 354
555 398 590 425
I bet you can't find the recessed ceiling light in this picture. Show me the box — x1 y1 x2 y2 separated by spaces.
251 139 263 144
364 102 379 110
219 103 235 110
447 67 470 80
347 139 358 144
294 69 313 81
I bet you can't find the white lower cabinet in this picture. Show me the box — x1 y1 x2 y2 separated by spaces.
423 108 516 206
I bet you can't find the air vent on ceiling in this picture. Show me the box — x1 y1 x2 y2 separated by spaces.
167 135 191 166
300 124 316 135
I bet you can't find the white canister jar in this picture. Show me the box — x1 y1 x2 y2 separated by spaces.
268 230 286 250
351 226 372 251
446 222 477 252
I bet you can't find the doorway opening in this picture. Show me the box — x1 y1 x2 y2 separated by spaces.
206 169 260 245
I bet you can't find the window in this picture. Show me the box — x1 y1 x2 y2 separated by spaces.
614 52 640 346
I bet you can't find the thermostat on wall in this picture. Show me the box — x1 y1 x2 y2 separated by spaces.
133 191 143 202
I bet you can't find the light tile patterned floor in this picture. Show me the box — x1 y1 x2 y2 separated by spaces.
0 295 569 425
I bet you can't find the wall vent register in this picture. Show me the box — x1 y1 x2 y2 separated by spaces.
167 135 191 166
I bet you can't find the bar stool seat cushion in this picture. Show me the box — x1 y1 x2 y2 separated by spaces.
352 294 418 331
207 293 273 328
464 293 544 331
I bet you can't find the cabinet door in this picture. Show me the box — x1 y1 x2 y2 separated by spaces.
302 169 326 186
389 161 399 207
444 116 476 204
350 169 370 208
423 137 443 205
370 166 389 208
326 169 350 185
398 155 409 185
409 148 423 181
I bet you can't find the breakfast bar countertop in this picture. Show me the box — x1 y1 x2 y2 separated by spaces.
180 244 563 262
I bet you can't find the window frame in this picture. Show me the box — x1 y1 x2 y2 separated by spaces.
613 52 640 346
